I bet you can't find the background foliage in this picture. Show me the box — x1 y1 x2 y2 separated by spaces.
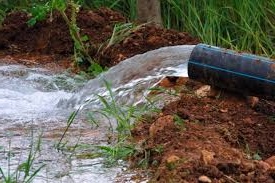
0 0 274 57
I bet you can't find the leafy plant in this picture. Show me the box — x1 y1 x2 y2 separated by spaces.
26 0 95 66
27 2 50 26
97 143 136 166
87 62 107 76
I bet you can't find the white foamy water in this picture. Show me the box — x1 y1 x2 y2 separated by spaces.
0 65 77 123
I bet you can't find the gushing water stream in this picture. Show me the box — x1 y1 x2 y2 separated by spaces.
0 45 195 182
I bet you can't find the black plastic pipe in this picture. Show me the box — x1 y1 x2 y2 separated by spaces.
188 44 275 100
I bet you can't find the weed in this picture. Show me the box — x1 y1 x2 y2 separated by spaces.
99 22 144 56
244 143 262 160
84 80 159 165
107 23 143 49
27 2 50 26
88 80 157 141
153 145 164 155
137 148 151 169
148 86 180 97
252 153 262 161
56 105 81 150
166 161 176 171
86 62 107 77
173 114 186 130
98 142 136 166
0 134 45 183
54 0 94 65
25 0 95 67
56 79 158 165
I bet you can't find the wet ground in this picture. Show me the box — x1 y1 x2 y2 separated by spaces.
0 7 274 183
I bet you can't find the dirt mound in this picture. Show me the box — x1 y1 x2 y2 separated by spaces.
0 8 199 68
98 25 199 67
0 8 125 55
131 78 275 183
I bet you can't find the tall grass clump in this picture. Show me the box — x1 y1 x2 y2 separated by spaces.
161 0 275 57
57 80 159 164
0 134 45 183
90 82 159 165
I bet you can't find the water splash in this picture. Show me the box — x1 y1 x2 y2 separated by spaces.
0 64 86 123
63 45 195 109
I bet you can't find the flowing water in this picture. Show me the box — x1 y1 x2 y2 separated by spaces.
0 45 195 182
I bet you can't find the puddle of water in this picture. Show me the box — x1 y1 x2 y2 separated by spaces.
0 45 194 182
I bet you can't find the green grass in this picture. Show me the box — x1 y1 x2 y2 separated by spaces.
88 80 159 141
56 79 160 165
161 0 275 57
0 134 45 183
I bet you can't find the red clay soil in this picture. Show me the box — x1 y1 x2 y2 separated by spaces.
131 78 275 183
0 7 199 70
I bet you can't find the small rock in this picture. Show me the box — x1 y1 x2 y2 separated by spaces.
208 86 221 98
201 150 215 165
195 85 211 97
243 117 254 124
220 109 228 113
265 156 275 167
246 96 259 108
157 78 174 88
258 161 270 172
166 155 180 164
241 161 255 172
149 115 174 136
198 175 212 183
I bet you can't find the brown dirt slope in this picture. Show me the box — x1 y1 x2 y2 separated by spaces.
131 78 275 183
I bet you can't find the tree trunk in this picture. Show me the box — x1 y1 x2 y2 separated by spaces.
137 0 162 27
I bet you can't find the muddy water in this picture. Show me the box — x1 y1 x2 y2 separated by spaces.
0 45 194 182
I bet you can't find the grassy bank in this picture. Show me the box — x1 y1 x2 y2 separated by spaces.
83 0 275 57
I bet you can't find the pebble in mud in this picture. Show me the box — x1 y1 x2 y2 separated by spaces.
166 155 180 164
265 156 275 168
149 115 174 137
258 160 271 172
200 150 215 165
198 175 212 183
